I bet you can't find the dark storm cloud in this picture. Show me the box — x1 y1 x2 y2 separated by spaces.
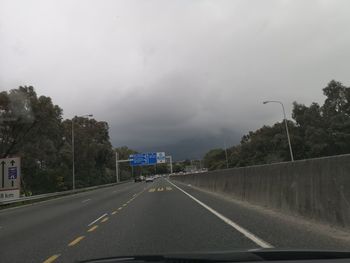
1 0 350 157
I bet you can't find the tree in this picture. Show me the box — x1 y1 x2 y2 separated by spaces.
115 146 137 160
292 102 329 157
115 146 137 179
173 163 184 173
62 118 115 188
203 149 227 171
321 80 350 155
292 80 350 157
0 86 66 194
1 86 119 194
203 80 350 171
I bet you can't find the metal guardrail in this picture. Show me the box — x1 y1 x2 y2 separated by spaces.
0 180 131 206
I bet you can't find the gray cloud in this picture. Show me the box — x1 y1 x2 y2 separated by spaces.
1 0 350 158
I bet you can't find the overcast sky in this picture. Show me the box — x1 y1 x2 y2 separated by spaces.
1 0 350 158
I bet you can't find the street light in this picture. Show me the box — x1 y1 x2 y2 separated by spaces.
263 101 294 162
72 114 93 190
223 140 229 169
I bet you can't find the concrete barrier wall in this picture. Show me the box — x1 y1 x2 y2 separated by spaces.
172 154 350 228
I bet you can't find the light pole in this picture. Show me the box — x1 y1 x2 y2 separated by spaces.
263 101 294 162
72 114 93 190
223 140 229 169
115 151 119 183
166 156 173 174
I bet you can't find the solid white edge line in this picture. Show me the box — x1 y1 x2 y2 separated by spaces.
166 179 273 248
88 213 108 226
82 199 91 203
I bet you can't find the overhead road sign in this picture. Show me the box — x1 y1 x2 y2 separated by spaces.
156 152 166 163
129 152 166 166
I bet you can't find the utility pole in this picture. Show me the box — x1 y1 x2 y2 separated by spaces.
263 101 294 161
72 119 75 190
115 151 119 183
224 140 229 169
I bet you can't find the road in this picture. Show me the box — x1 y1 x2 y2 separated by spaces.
1 178 350 263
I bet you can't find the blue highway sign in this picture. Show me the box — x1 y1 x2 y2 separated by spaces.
8 167 17 180
129 152 164 166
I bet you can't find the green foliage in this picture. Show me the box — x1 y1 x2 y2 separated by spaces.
173 163 184 173
0 86 117 194
203 149 227 171
203 80 350 171
63 118 115 188
114 146 137 180
3 80 350 189
115 146 137 160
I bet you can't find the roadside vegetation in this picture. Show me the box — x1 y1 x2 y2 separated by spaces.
1 80 349 192
203 80 350 170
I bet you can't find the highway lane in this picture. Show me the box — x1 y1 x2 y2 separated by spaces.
0 181 146 263
1 178 350 263
55 178 350 262
58 178 259 262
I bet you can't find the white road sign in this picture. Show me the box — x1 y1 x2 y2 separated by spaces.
156 152 166 164
0 157 21 201
0 189 20 201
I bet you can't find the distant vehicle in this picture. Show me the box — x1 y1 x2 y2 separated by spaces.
134 177 142 182
140 176 145 181
145 177 154 183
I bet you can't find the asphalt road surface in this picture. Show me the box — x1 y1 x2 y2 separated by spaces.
1 177 350 263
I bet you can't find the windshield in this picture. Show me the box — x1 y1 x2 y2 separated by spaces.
1 1 350 262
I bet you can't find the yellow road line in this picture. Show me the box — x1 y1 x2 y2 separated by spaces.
118 207 123 210
68 236 85 247
149 188 156 192
88 225 98 232
166 186 172 191
112 211 118 215
43 254 60 263
101 217 109 223
157 187 164 192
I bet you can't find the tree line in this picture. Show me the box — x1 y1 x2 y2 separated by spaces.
0 87 174 195
2 80 348 193
1 86 123 195
203 80 350 171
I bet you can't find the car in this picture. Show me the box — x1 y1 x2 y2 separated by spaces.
145 177 154 183
134 177 142 182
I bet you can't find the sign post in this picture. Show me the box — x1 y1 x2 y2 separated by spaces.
0 157 21 202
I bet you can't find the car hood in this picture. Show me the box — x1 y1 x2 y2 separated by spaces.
78 249 350 263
